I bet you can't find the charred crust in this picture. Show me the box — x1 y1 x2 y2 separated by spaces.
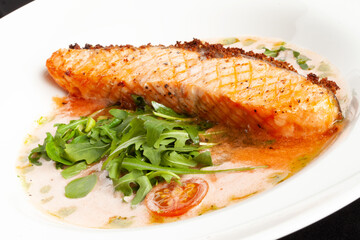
69 43 81 49
173 39 298 73
68 39 340 95
69 43 136 51
307 73 339 94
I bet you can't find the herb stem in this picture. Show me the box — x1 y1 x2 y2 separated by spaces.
122 158 267 175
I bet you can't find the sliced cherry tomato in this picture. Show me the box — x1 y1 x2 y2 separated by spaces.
145 178 209 217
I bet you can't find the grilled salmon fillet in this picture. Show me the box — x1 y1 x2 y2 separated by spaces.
46 39 342 137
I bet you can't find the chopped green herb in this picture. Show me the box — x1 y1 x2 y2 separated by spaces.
295 54 311 70
263 46 311 70
292 50 300 58
263 46 286 58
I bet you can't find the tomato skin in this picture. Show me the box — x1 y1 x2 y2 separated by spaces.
145 178 209 217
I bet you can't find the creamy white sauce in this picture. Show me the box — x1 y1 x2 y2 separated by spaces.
16 36 346 228
18 115 283 228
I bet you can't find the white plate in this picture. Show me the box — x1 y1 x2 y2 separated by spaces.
1 0 360 239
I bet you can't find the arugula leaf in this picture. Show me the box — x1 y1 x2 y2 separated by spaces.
109 109 128 120
121 117 146 142
131 175 153 205
99 125 117 141
71 135 89 144
55 118 88 138
107 154 126 179
45 133 73 165
147 170 180 183
65 141 110 164
65 174 97 198
193 151 212 166
61 161 87 179
121 157 267 175
184 125 199 144
108 135 146 160
154 130 189 148
28 135 52 165
142 145 165 166
113 169 143 195
162 151 197 168
140 115 199 146
141 116 170 146
151 101 194 121
28 146 45 166
30 99 267 204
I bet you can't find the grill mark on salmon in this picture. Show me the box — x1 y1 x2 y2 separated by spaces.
47 39 342 137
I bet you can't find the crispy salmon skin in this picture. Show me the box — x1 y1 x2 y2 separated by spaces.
46 39 342 137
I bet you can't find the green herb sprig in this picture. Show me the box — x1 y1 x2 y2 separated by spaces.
29 99 266 204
